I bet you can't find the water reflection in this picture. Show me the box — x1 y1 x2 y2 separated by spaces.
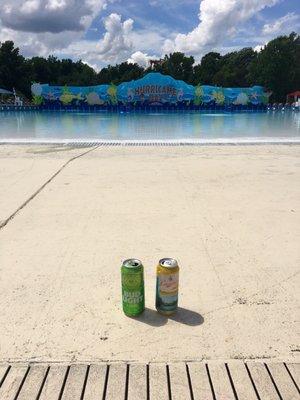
0 111 299 140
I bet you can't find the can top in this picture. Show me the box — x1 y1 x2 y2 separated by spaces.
159 258 178 268
123 258 142 268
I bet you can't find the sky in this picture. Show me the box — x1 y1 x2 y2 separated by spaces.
0 0 299 70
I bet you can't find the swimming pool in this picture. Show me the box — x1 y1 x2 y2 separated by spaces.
0 111 299 144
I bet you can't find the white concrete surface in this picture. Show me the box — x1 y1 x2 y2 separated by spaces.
0 145 299 362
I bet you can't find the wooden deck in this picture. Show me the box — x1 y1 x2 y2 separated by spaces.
0 362 299 399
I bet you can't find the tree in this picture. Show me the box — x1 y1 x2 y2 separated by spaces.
0 34 299 101
97 62 144 85
214 48 256 87
149 52 195 83
28 57 52 84
194 48 256 87
248 32 300 101
193 52 222 85
0 41 30 95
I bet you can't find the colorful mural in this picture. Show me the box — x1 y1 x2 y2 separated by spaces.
32 72 270 107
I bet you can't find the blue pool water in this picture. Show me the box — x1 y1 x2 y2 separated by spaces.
0 111 299 143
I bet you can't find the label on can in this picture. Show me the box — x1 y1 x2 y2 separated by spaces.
122 272 144 315
156 272 179 312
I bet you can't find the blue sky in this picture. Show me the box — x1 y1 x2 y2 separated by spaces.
0 0 299 69
86 0 200 40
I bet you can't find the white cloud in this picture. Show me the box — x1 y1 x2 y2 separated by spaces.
163 0 280 56
46 0 67 11
0 3 133 67
0 0 293 72
129 29 172 55
127 51 158 67
0 22 84 57
254 44 265 53
51 14 134 68
20 0 40 14
262 12 300 35
95 13 133 60
0 0 106 33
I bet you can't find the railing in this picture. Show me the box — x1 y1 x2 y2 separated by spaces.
36 103 268 113
1 103 299 112
0 105 40 111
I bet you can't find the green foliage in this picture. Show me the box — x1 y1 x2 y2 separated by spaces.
32 95 43 105
194 84 203 105
107 83 118 105
0 33 299 102
148 52 195 83
0 41 31 97
98 62 144 85
248 32 300 102
214 48 256 87
193 52 222 85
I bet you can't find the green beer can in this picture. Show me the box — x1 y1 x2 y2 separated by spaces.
121 259 145 316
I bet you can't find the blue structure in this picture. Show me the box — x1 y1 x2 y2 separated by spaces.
31 72 270 111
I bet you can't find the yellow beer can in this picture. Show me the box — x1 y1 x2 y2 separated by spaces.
156 258 179 315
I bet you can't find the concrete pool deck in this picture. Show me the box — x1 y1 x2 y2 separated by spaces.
0 144 299 364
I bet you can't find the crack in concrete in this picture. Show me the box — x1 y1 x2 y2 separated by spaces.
0 146 99 230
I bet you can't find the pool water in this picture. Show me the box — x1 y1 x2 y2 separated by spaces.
0 111 299 143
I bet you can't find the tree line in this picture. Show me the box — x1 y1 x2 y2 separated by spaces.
0 32 299 102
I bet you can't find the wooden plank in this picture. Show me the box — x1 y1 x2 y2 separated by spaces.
187 362 213 400
207 363 235 400
149 363 169 400
0 365 28 400
39 365 68 400
105 363 127 400
84 364 107 400
17 365 48 400
227 362 257 400
127 364 147 400
168 363 191 400
267 363 299 399
0 366 9 387
61 364 87 400
286 363 300 390
247 362 280 399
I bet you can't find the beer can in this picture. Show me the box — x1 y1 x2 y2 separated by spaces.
121 259 145 316
156 258 179 315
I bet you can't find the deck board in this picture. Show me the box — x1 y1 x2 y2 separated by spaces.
0 366 9 387
267 363 299 400
105 363 127 400
227 362 257 400
17 365 48 400
286 363 300 391
247 362 281 399
149 363 169 400
39 365 68 400
168 363 191 400
0 365 28 400
61 364 87 400
0 362 298 399
127 364 147 400
84 364 107 400
187 362 213 400
207 363 236 399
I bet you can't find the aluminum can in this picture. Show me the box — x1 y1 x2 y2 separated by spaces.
156 258 179 315
121 259 145 316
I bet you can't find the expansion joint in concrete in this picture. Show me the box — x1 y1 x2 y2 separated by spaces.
0 146 99 230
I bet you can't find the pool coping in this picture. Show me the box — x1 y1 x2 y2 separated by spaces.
1 138 300 146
